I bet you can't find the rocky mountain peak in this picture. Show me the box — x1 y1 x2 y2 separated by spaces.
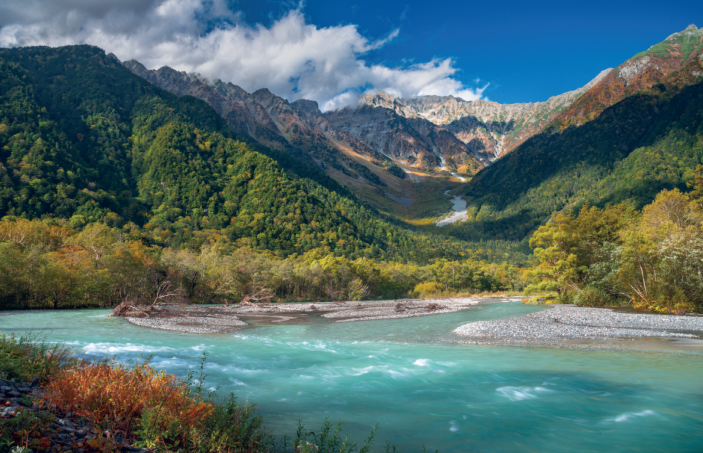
291 99 321 115
344 69 612 159
664 24 703 42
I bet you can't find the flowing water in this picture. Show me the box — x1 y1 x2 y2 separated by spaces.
2 302 703 452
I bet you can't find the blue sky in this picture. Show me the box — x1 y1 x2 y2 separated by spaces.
240 0 703 103
1 0 701 106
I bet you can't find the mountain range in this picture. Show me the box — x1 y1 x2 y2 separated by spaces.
1 24 702 260
122 55 613 181
453 24 703 240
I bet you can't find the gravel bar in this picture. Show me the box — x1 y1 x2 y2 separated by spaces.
126 315 247 334
322 297 487 321
454 306 703 345
122 297 521 334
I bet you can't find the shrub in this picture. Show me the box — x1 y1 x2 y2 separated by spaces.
43 358 216 449
0 333 73 383
573 286 611 307
2 334 390 453
412 282 444 298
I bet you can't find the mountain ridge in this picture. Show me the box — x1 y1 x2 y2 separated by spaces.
448 41 703 241
348 68 613 161
2 44 521 263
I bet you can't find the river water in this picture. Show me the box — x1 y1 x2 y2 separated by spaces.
2 302 702 452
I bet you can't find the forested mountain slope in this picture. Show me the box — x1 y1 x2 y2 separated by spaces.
122 61 414 196
452 56 703 242
0 45 523 263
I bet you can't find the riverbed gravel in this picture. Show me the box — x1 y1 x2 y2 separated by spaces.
123 297 520 334
126 315 248 334
454 305 703 345
322 297 487 321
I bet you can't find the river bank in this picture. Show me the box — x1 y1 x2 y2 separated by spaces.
454 305 703 350
436 190 468 226
124 297 522 334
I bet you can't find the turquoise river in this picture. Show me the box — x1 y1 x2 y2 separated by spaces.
2 302 702 452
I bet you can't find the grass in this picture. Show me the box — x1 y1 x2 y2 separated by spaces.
0 334 394 453
0 333 73 384
358 177 463 224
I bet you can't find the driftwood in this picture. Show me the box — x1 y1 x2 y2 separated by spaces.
239 289 273 305
110 281 185 318
111 300 175 318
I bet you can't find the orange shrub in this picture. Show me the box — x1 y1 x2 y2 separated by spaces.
43 359 213 445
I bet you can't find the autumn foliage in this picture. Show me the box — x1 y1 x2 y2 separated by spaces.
43 359 214 448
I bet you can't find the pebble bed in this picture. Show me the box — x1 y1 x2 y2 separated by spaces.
454 306 703 346
323 297 484 322
123 297 514 334
126 315 247 334
0 378 148 452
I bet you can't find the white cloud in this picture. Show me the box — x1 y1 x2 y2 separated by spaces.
0 0 484 110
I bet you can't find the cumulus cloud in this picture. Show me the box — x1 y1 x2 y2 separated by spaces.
0 0 484 110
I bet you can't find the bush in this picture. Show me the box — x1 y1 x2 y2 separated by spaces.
412 282 444 298
573 286 612 307
0 334 73 383
1 335 393 452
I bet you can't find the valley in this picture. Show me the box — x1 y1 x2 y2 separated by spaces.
3 15 703 453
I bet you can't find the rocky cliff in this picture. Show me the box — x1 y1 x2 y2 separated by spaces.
122 60 606 179
123 25 703 186
339 69 612 162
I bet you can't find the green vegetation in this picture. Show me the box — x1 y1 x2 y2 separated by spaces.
630 27 703 62
0 45 525 265
5 44 703 314
454 65 703 242
0 218 524 309
0 333 72 383
524 171 703 313
383 161 406 179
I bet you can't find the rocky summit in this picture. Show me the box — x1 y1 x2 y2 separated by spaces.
338 69 612 163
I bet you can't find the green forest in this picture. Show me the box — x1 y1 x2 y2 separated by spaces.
0 218 522 309
0 45 528 310
2 45 703 313
524 166 703 313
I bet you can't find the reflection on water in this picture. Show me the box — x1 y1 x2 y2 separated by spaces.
2 302 703 452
